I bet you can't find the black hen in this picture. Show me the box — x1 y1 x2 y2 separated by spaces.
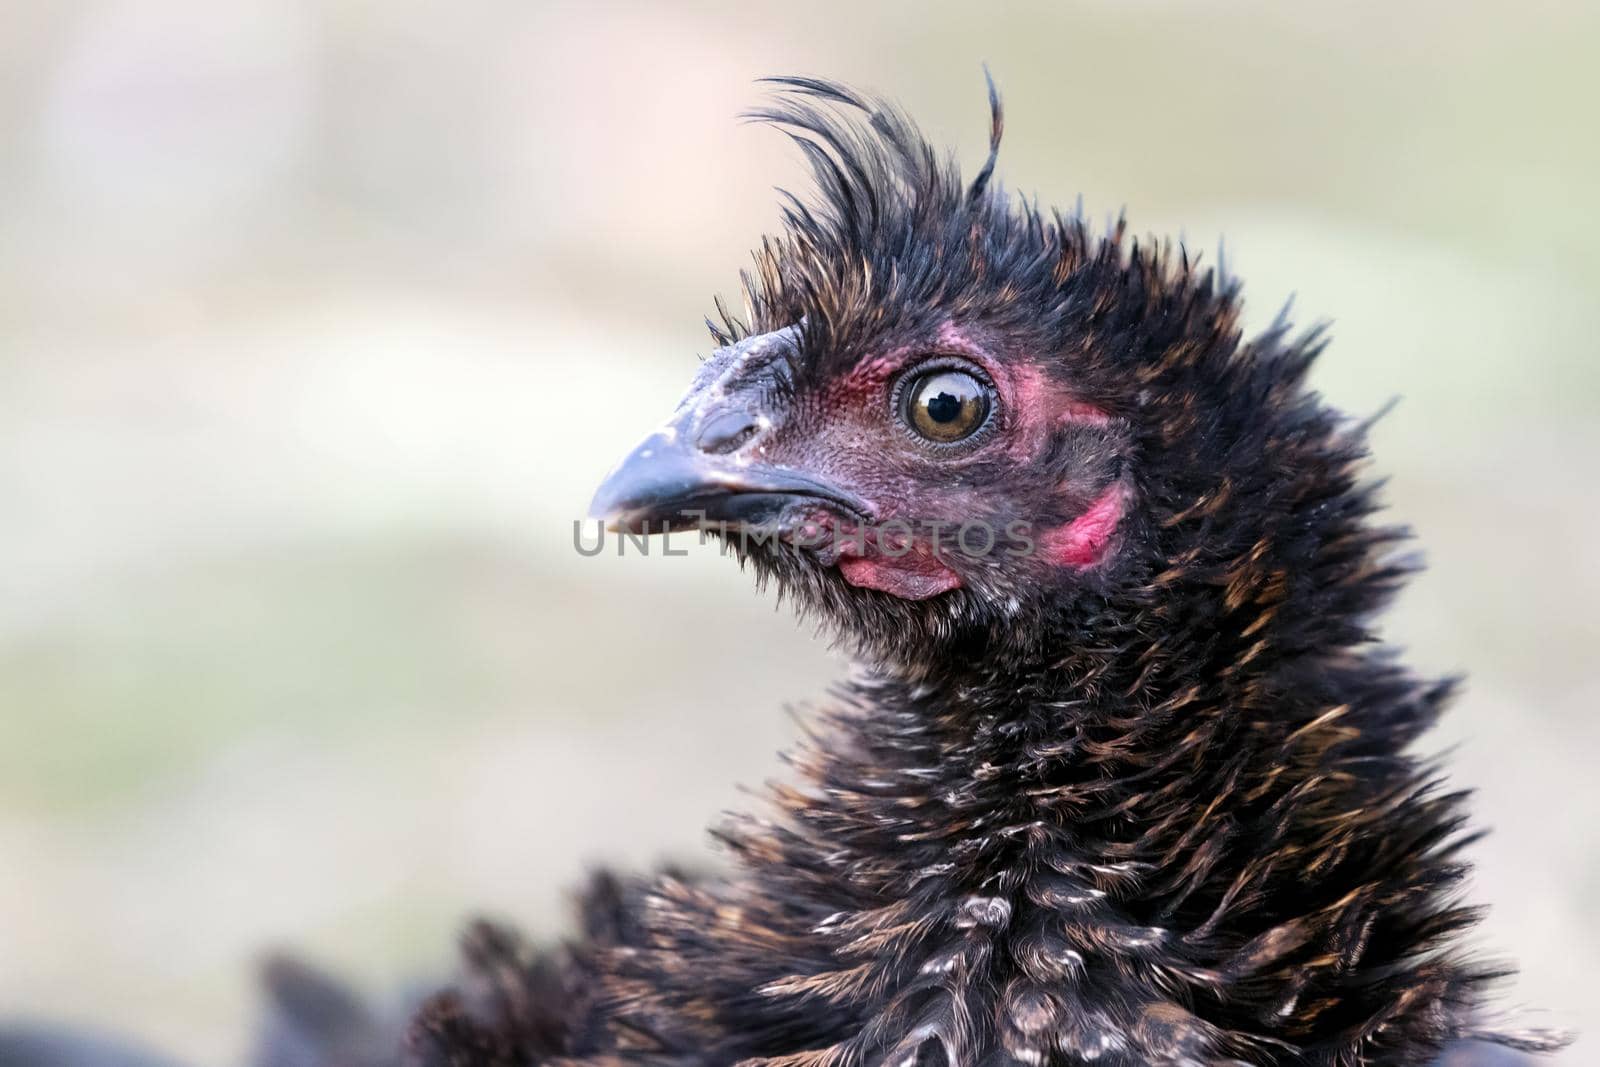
400 77 1563 1067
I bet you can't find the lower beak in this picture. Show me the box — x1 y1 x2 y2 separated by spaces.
589 431 870 535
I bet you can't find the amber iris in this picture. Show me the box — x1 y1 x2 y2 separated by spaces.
903 369 991 443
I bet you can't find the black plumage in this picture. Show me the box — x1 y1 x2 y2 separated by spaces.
396 77 1563 1066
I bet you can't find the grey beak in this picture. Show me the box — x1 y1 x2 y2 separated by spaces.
588 327 870 534
588 426 870 534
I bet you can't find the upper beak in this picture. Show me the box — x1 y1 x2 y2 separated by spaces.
589 329 870 535
589 428 869 534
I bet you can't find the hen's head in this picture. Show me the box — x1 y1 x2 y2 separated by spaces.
592 78 1378 673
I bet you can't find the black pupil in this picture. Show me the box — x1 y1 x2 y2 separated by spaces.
925 389 962 423
908 370 987 442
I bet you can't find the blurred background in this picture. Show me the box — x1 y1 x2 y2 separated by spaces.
0 0 1595 1062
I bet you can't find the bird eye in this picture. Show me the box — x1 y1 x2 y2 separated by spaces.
901 368 992 444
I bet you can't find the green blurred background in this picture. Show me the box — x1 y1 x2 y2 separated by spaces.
0 1 1594 1062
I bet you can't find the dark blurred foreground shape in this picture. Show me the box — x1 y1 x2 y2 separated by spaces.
0 1026 188 1067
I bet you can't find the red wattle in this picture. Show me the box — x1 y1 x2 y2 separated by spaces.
838 553 962 600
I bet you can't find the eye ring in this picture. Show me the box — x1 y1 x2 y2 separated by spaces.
893 360 996 446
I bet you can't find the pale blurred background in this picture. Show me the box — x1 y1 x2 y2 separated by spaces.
0 1 1595 1062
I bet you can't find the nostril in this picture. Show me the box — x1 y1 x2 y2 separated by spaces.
697 410 761 454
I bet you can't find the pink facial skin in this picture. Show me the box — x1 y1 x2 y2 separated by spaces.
818 323 1124 599
833 482 1125 600
1039 482 1126 568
